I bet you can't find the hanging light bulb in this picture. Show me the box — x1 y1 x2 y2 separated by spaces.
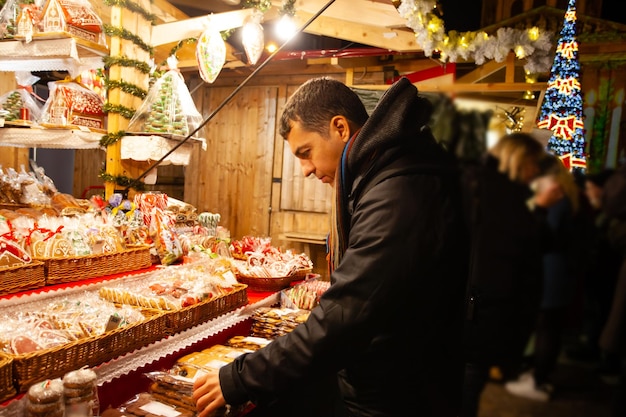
196 26 226 83
242 10 264 65
275 14 297 41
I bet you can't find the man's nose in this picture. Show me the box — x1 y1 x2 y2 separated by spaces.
300 160 315 178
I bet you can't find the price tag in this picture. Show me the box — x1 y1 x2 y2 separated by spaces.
105 314 122 332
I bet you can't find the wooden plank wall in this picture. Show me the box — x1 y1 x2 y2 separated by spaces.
186 84 277 241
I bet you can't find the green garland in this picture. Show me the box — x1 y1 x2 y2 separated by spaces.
104 79 147 99
279 0 296 16
102 0 158 25
99 171 146 191
243 0 271 12
104 25 154 54
100 130 127 147
103 56 152 73
103 103 136 120
159 38 197 67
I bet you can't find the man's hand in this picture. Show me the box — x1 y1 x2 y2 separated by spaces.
192 371 227 417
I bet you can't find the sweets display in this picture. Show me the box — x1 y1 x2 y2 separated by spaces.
98 258 241 310
0 292 147 355
26 379 65 417
63 368 99 417
24 367 99 417
249 307 310 339
0 0 107 46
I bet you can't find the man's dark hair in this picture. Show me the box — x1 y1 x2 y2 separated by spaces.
279 77 369 140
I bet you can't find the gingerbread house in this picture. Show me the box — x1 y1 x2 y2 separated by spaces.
39 0 105 45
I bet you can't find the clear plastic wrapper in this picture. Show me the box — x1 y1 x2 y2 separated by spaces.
126 63 203 137
98 258 240 310
0 0 39 40
0 291 147 355
0 72 44 123
25 378 65 417
63 367 99 417
281 274 330 310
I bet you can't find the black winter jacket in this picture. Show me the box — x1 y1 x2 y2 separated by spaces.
219 78 470 417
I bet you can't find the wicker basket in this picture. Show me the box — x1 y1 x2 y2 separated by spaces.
293 268 313 280
163 284 248 335
236 274 299 292
0 261 46 296
40 246 152 285
10 308 169 392
0 352 15 403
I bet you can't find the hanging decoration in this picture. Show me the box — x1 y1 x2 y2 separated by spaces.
536 0 586 172
397 0 554 74
496 106 525 133
242 9 265 65
196 26 226 84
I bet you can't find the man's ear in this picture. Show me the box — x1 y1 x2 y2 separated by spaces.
330 115 351 143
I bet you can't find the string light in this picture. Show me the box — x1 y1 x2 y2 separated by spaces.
397 0 554 73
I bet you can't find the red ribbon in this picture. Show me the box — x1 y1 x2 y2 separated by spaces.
17 84 46 103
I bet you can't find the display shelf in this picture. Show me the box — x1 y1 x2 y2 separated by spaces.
120 134 207 165
0 36 108 75
0 129 205 164
0 126 102 149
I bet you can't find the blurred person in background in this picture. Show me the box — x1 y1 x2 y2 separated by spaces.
460 132 563 417
597 165 626 416
506 154 591 401
565 169 622 380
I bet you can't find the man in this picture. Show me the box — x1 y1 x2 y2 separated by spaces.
193 77 469 417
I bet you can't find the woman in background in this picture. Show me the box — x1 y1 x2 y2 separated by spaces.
461 133 563 417
506 154 590 401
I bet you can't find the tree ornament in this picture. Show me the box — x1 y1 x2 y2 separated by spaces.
242 10 264 65
196 26 226 84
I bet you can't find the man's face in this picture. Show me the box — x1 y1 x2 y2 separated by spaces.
286 117 350 186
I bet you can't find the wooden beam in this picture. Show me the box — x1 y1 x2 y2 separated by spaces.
579 40 626 54
151 9 254 46
354 81 547 93
505 52 515 83
454 93 539 108
456 59 508 83
415 81 547 93
291 11 420 52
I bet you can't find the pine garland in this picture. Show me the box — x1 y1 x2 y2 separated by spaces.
160 38 197 67
103 56 152 74
100 130 127 147
103 103 136 120
243 0 271 12
104 24 154 54
105 79 147 99
102 0 158 25
99 171 146 191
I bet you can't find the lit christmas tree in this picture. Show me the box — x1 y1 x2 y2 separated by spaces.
536 0 585 173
